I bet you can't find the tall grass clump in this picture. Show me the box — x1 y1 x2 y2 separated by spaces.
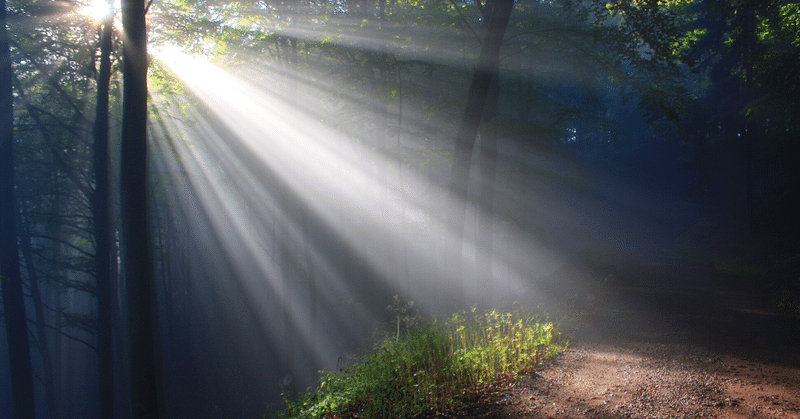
447 306 562 386
275 304 564 419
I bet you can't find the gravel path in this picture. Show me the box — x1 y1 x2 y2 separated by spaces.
455 258 800 418
470 341 800 418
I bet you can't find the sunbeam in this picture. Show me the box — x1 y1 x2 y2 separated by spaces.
10 0 800 417
145 29 707 414
151 45 509 306
147 44 591 404
76 0 120 26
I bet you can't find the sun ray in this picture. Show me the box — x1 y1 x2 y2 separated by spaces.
77 0 119 23
145 28 682 409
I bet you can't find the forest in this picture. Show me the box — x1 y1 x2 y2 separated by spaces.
1 0 799 418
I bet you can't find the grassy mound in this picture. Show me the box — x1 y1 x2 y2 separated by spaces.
275 306 565 419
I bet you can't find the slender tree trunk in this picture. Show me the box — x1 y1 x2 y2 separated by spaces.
301 205 319 377
742 5 756 233
276 179 298 395
446 0 513 306
46 182 65 417
93 12 115 419
476 76 500 306
746 127 753 230
121 0 159 417
1 1 37 416
18 210 57 418
396 67 411 295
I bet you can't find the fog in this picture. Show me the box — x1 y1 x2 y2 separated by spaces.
136 46 704 417
5 1 796 418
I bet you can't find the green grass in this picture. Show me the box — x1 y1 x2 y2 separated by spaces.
273 306 565 419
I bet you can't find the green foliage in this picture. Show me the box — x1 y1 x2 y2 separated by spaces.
277 324 463 419
447 307 562 386
275 306 564 419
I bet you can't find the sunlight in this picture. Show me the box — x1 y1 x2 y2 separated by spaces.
146 40 636 404
152 46 448 287
149 45 558 313
16 0 798 416
77 0 119 23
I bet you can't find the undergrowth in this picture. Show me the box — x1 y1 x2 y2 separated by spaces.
273 304 565 419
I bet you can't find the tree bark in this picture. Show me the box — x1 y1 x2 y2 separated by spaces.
18 209 58 419
476 75 500 306
1 0 37 416
121 0 160 417
93 12 115 419
447 0 513 305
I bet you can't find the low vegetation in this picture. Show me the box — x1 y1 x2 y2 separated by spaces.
274 304 565 419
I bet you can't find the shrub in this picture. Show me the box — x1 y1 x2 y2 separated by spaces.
447 306 561 387
274 305 564 419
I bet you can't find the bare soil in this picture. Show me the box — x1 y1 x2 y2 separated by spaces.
455 258 800 418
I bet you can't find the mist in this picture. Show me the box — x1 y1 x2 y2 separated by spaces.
2 0 798 418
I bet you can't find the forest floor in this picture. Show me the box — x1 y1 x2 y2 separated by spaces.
451 258 800 418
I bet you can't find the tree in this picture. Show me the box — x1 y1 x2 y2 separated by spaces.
679 0 800 269
12 29 100 419
13 17 123 415
475 75 500 304
121 0 160 417
92 3 116 417
447 0 514 305
1 0 37 417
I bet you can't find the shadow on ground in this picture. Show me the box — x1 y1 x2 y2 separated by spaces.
536 257 800 367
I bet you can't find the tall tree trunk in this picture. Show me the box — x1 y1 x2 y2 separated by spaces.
446 0 513 306
1 0 37 416
93 11 115 419
46 181 65 418
301 204 319 378
476 76 500 306
18 209 58 419
745 126 753 231
12 67 70 419
742 4 756 233
276 178 298 395
121 0 159 417
396 67 411 295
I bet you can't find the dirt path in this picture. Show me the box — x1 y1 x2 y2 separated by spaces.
458 258 800 418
